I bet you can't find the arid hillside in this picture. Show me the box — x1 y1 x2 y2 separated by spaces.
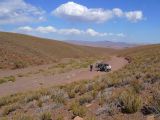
0 42 160 120
0 32 114 69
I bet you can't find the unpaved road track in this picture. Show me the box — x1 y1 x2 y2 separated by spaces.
0 56 128 96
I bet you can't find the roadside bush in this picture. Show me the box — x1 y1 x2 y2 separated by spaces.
13 61 27 69
0 76 16 84
119 90 142 113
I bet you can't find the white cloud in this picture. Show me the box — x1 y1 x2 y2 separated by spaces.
125 11 143 22
58 28 83 35
36 26 57 33
16 26 125 38
112 8 123 17
0 0 45 24
86 28 106 37
116 33 125 37
53 1 113 23
52 1 144 23
18 26 33 32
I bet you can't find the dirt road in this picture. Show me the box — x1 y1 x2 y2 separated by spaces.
0 56 128 96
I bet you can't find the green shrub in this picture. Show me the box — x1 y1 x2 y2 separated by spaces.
119 90 142 113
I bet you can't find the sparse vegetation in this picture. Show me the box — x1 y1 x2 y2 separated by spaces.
70 101 87 117
13 61 27 69
0 43 160 119
0 76 16 84
40 112 52 120
78 93 93 105
0 32 111 70
119 89 142 113
2 103 20 115
12 113 34 120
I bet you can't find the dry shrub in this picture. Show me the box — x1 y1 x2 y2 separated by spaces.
70 101 87 117
79 93 93 105
40 111 52 120
119 90 142 113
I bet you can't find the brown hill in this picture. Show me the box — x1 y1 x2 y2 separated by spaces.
0 32 115 69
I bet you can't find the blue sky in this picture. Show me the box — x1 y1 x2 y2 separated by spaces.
0 0 160 43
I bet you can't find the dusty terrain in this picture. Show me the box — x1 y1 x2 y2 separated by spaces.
0 32 115 69
0 56 127 96
0 32 160 120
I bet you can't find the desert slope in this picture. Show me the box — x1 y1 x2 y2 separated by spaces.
0 32 114 69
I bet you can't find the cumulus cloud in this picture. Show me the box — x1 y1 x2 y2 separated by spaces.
52 1 144 23
125 11 143 22
36 26 57 33
112 8 124 17
86 28 106 37
58 28 83 35
52 1 113 23
16 26 125 38
0 0 45 24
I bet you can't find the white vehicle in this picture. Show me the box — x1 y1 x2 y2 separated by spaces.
95 63 111 72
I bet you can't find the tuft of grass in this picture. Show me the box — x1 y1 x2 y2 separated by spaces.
130 79 143 93
0 76 16 84
70 101 87 117
56 114 64 120
119 90 142 113
68 89 76 99
2 103 20 116
13 61 27 69
98 92 106 106
12 113 34 120
37 100 43 107
40 111 52 120
51 89 66 104
24 92 40 103
79 93 93 105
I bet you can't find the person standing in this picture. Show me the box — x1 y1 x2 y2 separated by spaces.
90 64 93 71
